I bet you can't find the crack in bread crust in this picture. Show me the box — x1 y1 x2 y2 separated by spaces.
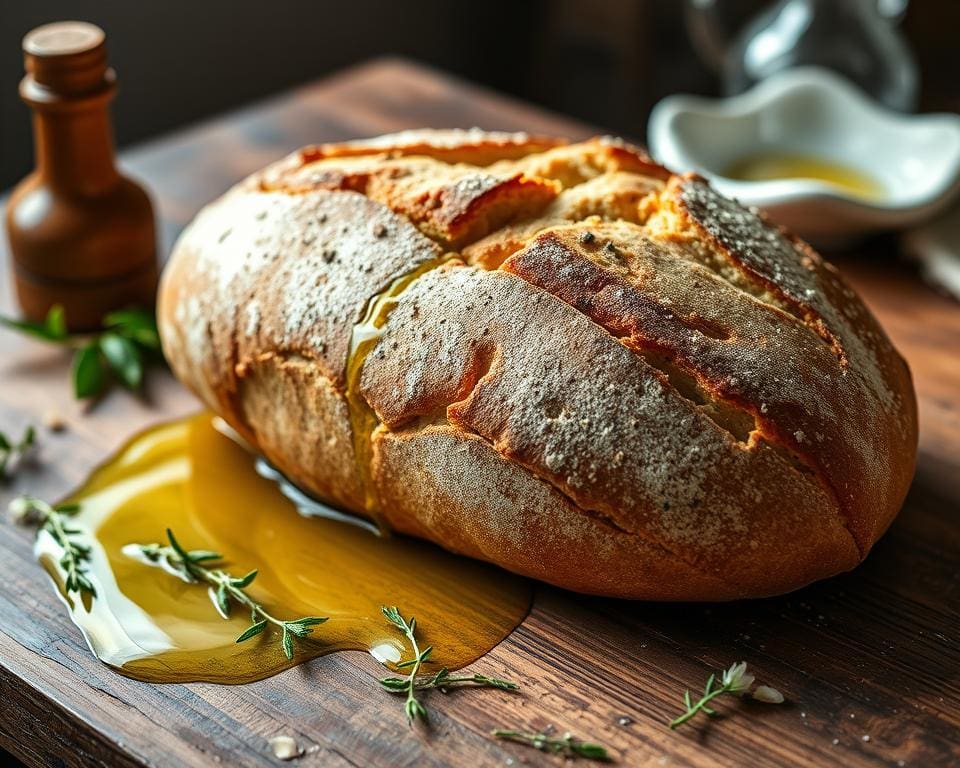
499 222 901 555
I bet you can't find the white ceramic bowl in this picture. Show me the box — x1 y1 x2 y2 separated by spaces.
648 67 960 246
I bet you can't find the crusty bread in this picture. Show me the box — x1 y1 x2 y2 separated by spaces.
158 129 918 600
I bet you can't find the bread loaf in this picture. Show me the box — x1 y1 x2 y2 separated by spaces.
158 129 917 600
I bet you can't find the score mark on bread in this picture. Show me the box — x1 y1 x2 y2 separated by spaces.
158 129 917 600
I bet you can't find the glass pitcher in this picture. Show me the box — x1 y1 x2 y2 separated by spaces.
685 0 918 111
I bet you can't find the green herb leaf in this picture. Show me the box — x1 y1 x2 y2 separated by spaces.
104 308 161 350
0 304 69 343
165 528 192 562
2 304 163 400
236 620 268 643
288 617 328 628
213 584 231 617
281 627 294 659
99 332 143 390
378 677 409 691
186 550 222 562
72 343 105 399
45 304 67 339
230 569 258 588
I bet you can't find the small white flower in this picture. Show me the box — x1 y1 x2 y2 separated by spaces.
8 495 32 524
752 685 785 704
722 661 755 695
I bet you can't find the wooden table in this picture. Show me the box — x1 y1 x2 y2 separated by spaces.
1 58 958 768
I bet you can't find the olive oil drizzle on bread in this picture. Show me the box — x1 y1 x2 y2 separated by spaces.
346 255 456 528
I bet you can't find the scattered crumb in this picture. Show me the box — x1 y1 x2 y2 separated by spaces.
862 735 871 743
832 739 839 746
268 735 303 760
617 716 633 726
44 408 67 432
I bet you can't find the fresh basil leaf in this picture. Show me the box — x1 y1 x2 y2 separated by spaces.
99 333 143 390
72 344 105 399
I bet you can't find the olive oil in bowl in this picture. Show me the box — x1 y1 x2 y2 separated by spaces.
725 153 885 202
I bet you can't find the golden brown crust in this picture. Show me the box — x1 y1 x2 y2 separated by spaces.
299 128 566 166
159 129 918 601
258 153 560 248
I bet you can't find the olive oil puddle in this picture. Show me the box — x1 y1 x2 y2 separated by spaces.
37 413 532 684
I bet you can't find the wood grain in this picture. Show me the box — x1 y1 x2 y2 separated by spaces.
1 58 958 768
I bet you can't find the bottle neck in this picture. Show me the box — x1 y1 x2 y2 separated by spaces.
31 101 119 195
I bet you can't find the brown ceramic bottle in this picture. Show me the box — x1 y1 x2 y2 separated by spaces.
5 21 157 331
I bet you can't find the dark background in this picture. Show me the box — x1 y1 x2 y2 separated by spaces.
0 0 960 190
2 1 958 191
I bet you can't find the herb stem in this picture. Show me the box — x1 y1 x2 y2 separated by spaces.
380 606 432 724
492 729 611 761
669 682 730 728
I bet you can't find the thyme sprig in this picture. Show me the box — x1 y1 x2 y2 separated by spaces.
380 606 433 724
379 605 517 725
669 661 783 729
492 729 611 762
131 529 327 659
0 305 162 399
379 668 519 693
9 495 95 598
0 425 36 479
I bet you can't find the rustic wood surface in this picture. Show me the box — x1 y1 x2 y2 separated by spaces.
0 58 958 768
